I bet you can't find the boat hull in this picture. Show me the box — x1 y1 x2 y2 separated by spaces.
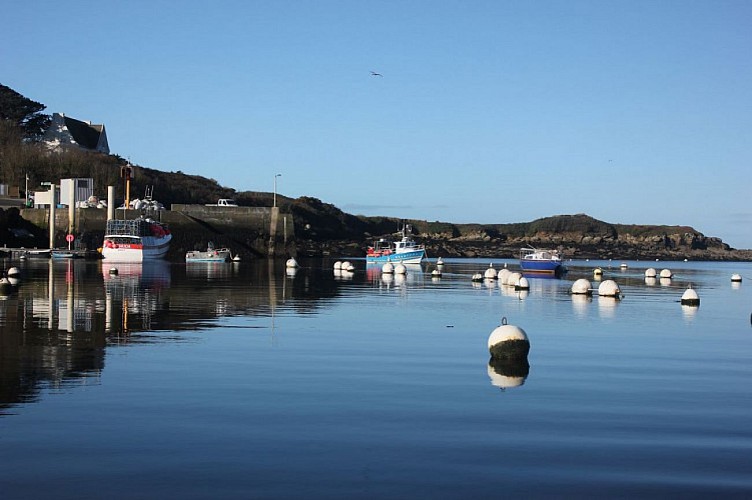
186 249 231 263
366 249 425 264
520 260 564 276
102 235 172 263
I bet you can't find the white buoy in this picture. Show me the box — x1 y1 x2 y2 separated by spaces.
286 258 299 268
471 272 483 282
484 263 497 280
431 268 442 278
488 317 530 361
340 261 351 271
660 268 673 279
571 278 592 295
593 267 603 277
506 272 522 287
645 268 657 278
681 286 700 306
731 273 742 283
7 267 20 277
232 255 241 262
620 262 628 269
382 262 394 274
109 267 118 275
515 276 529 290
437 257 444 266
286 267 298 277
344 262 355 272
598 279 621 298
394 262 407 275
333 261 342 270
498 268 511 285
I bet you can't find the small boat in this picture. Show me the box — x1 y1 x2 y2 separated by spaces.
520 247 564 275
366 224 426 264
102 217 172 263
51 250 77 259
186 242 231 263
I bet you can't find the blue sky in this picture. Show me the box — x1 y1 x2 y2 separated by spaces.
3 1 751 248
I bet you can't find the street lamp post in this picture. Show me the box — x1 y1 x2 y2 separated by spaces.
273 173 282 208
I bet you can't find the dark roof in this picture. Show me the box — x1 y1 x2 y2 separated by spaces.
63 116 104 150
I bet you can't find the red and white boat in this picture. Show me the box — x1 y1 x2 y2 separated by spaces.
102 217 172 262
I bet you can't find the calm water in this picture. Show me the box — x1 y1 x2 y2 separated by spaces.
1 257 751 498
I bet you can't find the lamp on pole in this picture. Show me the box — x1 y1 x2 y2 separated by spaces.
273 173 282 208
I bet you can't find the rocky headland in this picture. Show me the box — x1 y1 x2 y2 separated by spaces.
290 208 752 261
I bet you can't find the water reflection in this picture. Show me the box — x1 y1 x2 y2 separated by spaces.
487 358 529 390
0 258 345 414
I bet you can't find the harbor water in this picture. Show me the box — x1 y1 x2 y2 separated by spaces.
1 258 751 498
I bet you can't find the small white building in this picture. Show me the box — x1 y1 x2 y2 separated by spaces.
60 178 94 207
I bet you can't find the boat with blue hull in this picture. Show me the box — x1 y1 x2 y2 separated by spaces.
366 225 426 264
520 247 565 276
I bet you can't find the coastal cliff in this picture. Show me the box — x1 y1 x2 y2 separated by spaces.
292 212 752 261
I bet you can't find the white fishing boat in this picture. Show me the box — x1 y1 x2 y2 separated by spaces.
101 217 172 262
186 242 232 263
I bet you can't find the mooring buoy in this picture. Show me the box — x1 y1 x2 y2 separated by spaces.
681 286 700 306
571 278 592 295
488 317 530 361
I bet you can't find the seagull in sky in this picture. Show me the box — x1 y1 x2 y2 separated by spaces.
370 71 383 77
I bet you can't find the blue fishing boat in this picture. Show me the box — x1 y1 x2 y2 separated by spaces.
366 225 426 264
519 247 564 275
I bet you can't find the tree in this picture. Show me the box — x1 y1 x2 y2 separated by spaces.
0 84 51 139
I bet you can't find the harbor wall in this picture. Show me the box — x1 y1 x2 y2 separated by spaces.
19 205 296 260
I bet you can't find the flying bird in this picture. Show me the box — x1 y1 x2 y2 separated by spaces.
370 71 383 77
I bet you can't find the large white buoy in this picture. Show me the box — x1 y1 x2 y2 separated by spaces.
431 268 442 278
515 276 529 290
382 262 394 274
660 268 673 279
593 267 603 277
232 255 241 262
645 268 657 278
344 262 355 272
437 257 444 266
488 317 530 361
109 267 118 275
7 267 20 277
571 278 592 295
394 262 407 275
333 261 342 270
471 272 483 282
681 286 700 306
484 263 497 280
340 261 351 271
286 258 299 268
497 268 511 285
620 262 628 269
597 279 621 298
731 273 742 283
506 272 522 287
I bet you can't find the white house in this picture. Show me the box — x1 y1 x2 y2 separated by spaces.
43 113 110 154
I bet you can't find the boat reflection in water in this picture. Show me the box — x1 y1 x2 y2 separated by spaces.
103 261 171 336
